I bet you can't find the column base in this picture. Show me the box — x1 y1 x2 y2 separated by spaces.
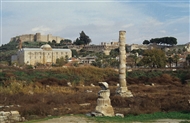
116 87 133 97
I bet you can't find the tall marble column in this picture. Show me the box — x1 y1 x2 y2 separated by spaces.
116 30 133 97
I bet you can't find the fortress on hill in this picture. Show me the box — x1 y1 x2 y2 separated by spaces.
10 33 64 43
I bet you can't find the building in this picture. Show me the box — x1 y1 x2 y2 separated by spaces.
127 44 150 52
10 33 64 43
82 42 119 55
78 56 96 64
11 44 72 66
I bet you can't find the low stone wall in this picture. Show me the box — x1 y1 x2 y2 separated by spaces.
0 111 25 123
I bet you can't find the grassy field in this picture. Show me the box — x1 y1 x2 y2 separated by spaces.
91 112 190 123
0 66 190 122
23 112 190 123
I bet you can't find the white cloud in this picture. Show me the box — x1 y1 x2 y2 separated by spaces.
160 30 166 34
31 26 51 34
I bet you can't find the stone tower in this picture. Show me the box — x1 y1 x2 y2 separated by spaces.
116 30 133 97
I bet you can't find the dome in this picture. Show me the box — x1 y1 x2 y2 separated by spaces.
40 44 52 50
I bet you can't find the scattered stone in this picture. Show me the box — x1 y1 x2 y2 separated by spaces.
0 111 25 123
115 113 124 118
10 105 14 108
67 82 72 87
28 90 34 95
66 108 71 111
46 85 50 88
0 106 4 109
86 90 92 93
91 112 103 117
5 106 10 108
90 83 95 87
79 103 91 107
53 108 58 111
116 83 120 87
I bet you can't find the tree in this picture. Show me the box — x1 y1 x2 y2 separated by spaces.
128 54 138 68
56 56 68 66
52 40 56 44
149 37 177 45
60 39 72 45
173 54 179 67
167 57 173 68
71 49 78 57
143 40 150 45
140 49 166 68
177 49 182 54
110 48 119 58
73 31 91 45
73 38 84 45
183 47 187 53
186 54 190 66
131 49 144 55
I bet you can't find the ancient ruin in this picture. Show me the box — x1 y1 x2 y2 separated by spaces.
116 30 133 97
93 82 114 117
10 33 64 43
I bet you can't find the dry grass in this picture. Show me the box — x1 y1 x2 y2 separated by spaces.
0 66 190 120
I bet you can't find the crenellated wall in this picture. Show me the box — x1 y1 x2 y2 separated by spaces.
10 33 64 43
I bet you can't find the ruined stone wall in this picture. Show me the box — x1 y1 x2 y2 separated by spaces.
128 44 149 51
10 33 64 43
83 45 105 52
40 35 48 42
83 42 119 53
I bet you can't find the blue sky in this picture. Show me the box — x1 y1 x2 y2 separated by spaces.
1 0 189 45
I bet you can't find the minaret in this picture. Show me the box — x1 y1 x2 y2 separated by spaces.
116 30 133 97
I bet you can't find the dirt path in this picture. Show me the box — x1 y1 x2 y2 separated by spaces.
37 115 97 123
37 115 190 123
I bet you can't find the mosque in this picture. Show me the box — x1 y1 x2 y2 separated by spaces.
11 44 72 66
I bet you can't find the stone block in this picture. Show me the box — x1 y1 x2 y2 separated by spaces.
0 111 10 116
10 111 20 116
97 98 111 106
98 90 110 99
98 82 108 90
115 113 124 118
95 105 114 117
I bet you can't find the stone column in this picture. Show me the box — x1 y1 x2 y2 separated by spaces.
116 30 133 97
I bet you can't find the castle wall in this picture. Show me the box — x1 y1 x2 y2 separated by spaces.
35 33 41 41
19 34 35 42
10 33 64 43
40 35 48 42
